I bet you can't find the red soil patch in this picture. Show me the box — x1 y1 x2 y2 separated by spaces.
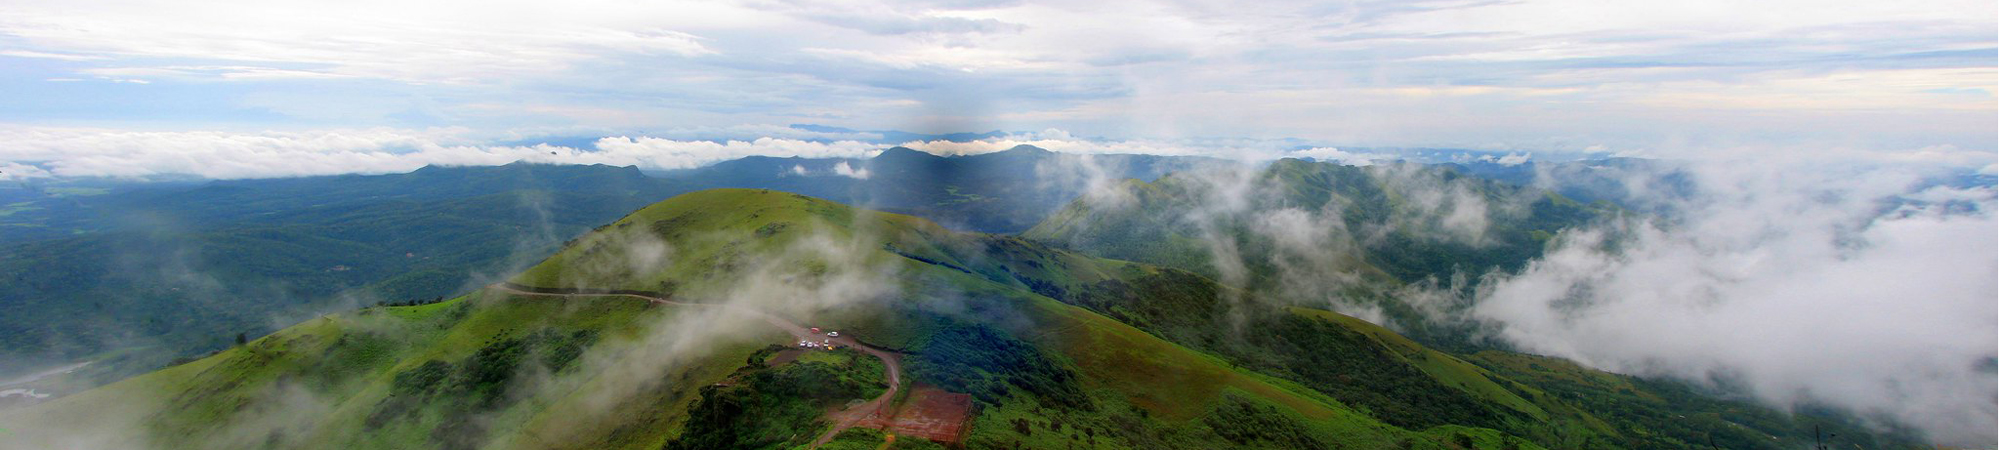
854 385 975 445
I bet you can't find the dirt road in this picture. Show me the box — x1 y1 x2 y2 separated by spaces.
488 283 903 449
808 336 902 448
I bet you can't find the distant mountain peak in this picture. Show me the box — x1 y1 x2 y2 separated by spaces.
1000 144 1052 155
874 146 943 161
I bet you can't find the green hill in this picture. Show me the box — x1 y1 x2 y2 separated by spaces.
1025 158 1607 286
0 189 1922 450
0 149 1213 381
1022 159 1613 348
0 164 688 385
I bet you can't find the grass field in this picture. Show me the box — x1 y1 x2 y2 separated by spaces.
0 291 786 450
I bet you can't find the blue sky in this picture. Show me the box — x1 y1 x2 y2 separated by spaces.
0 0 1993 178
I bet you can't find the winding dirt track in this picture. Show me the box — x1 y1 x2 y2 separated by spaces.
487 283 901 449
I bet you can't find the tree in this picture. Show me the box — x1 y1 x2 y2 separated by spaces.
235 332 248 346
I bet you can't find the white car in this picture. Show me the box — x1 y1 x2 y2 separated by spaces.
827 331 840 337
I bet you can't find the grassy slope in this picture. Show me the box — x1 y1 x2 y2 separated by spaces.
508 189 1570 449
7 189 1566 450
1289 307 1545 418
16 189 1775 450
505 189 1456 448
1021 172 1925 450
0 163 686 374
0 292 781 450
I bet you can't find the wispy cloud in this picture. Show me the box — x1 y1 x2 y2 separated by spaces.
0 0 1982 152
0 50 105 61
5 124 1989 181
1469 159 1998 444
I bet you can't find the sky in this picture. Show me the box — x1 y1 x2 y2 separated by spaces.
0 0 1995 179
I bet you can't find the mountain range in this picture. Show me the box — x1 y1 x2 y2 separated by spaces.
0 146 1211 382
1 187 1919 449
0 150 1934 449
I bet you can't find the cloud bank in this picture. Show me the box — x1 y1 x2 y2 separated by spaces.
0 0 1988 151
1470 160 1998 444
0 127 896 179
0 126 1394 180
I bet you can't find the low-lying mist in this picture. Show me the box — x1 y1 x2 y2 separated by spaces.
1059 152 1994 444
473 203 907 448
1470 159 1997 444
0 195 914 449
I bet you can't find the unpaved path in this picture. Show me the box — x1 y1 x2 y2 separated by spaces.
808 338 901 448
488 283 902 449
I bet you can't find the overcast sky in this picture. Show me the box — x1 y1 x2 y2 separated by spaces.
0 0 1994 178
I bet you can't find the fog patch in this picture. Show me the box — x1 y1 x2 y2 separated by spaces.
479 212 903 446
1037 153 1138 214
1289 147 1387 166
833 161 871 179
1250 206 1385 324
1060 159 1507 326
458 190 570 294
1179 165 1261 325
1366 162 1513 247
206 380 335 449
0 397 154 449
1468 160 1997 445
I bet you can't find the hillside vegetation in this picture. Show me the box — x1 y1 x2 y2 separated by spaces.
0 163 686 382
0 148 1214 381
1026 159 1608 285
3 189 1921 450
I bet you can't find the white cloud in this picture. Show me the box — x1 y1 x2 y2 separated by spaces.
0 162 53 181
6 125 1986 181
0 127 891 179
1289 147 1388 166
592 136 882 169
893 131 1296 161
0 50 105 61
0 126 1268 180
0 0 720 85
0 0 1988 153
84 65 356 81
832 161 871 179
1470 160 1998 445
